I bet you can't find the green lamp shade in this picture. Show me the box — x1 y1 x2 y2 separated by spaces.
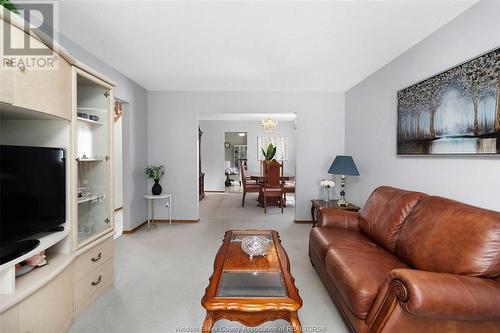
328 155 359 176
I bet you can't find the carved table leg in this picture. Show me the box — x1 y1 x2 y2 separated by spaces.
202 311 214 333
290 312 302 333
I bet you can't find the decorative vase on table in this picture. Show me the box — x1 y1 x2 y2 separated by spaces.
152 179 162 195
145 165 165 195
320 179 336 203
322 187 330 202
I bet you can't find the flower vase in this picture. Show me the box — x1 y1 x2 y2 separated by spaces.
152 179 162 195
322 187 330 202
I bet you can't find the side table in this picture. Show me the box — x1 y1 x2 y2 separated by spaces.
145 194 172 229
311 199 360 227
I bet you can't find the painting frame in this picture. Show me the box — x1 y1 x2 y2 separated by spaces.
396 47 500 156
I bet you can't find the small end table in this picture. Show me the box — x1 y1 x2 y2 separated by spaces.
311 199 360 227
144 194 172 229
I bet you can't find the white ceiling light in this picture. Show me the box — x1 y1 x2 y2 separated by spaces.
238 132 246 137
261 116 279 133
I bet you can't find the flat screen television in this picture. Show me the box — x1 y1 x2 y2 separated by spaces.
0 145 66 264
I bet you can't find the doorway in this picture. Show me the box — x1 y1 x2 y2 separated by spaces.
224 132 247 192
198 113 297 218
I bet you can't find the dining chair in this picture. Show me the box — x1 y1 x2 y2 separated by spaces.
261 160 284 213
240 161 261 207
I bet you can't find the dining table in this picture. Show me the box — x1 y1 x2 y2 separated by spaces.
248 172 295 207
249 173 295 182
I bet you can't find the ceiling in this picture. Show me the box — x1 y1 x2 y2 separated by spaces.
199 113 296 121
57 1 477 92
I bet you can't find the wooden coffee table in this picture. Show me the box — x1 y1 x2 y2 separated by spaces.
201 230 303 332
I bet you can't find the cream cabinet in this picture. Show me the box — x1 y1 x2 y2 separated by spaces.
73 237 114 317
74 258 113 315
0 237 115 333
72 68 115 249
0 15 71 120
0 10 115 332
0 265 74 333
18 265 74 333
0 305 18 333
0 62 14 105
12 54 72 120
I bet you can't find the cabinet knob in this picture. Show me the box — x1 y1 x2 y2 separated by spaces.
91 275 102 286
91 252 102 262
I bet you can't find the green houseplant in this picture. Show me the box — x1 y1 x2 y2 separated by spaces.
145 165 165 195
261 143 277 162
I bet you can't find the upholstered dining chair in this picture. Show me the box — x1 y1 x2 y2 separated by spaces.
240 162 261 207
261 160 284 213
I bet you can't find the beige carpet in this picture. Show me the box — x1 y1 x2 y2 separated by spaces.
70 192 348 333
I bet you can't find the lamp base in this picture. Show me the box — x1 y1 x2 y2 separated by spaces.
337 198 349 207
338 175 349 207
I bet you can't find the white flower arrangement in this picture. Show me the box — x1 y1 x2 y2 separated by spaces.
320 179 336 188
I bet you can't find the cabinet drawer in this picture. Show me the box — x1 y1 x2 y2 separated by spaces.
74 238 113 282
0 305 19 333
74 258 113 315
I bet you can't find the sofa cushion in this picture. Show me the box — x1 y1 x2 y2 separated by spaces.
396 196 500 278
325 246 408 319
359 186 427 253
309 227 380 263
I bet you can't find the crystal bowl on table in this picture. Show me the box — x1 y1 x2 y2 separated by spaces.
241 236 271 259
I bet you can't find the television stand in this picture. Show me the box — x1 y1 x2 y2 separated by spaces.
0 239 40 265
48 226 65 232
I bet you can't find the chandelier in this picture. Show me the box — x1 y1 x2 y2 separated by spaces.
261 115 279 133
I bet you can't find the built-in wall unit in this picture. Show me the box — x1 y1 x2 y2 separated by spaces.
0 8 115 332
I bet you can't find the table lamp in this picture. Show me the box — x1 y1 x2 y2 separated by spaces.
328 155 359 207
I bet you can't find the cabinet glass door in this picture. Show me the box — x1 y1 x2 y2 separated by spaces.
75 73 112 245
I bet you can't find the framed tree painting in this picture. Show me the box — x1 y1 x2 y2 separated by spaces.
397 48 500 155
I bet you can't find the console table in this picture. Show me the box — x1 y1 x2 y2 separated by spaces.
311 200 360 227
144 194 172 229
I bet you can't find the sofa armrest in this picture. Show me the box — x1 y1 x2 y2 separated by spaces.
386 268 500 321
317 207 360 231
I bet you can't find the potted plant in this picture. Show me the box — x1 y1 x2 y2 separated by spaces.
261 143 277 162
145 165 165 195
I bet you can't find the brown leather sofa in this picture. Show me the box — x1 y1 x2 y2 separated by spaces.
309 186 500 333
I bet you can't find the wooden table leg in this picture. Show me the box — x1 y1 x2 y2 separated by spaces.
202 311 214 333
290 312 302 333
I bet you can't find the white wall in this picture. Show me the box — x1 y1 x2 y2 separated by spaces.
58 35 149 231
345 0 500 211
199 120 296 191
148 91 345 221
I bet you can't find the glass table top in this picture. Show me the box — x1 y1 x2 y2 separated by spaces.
216 271 287 298
231 231 273 242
